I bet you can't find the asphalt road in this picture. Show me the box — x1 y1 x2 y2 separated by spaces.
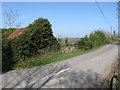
1 42 119 88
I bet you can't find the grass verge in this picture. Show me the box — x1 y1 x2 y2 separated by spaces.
12 43 111 70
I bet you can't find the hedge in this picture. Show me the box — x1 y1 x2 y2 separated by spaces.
2 18 60 72
77 30 107 50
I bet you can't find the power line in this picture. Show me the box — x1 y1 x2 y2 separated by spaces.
95 0 111 27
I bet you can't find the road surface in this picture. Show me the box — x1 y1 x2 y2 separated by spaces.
1 42 119 88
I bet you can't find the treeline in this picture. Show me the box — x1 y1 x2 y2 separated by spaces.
2 18 60 72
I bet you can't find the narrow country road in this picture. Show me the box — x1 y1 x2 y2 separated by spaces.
1 42 119 88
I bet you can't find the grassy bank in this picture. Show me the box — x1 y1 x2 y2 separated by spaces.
12 43 110 70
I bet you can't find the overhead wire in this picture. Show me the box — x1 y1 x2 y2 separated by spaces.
95 0 111 27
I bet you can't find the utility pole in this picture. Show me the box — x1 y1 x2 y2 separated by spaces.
111 26 112 35
118 1 120 40
117 1 120 81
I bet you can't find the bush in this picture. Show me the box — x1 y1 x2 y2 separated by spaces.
2 18 60 71
2 28 16 72
89 30 106 47
2 39 13 71
77 35 92 50
77 30 107 50
12 18 60 61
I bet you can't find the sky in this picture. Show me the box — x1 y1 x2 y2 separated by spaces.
2 2 118 38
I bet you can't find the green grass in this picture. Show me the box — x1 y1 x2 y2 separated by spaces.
12 43 110 70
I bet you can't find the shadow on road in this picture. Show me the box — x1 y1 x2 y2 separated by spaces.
2 63 110 88
41 69 110 88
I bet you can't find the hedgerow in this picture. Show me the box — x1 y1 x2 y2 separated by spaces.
77 30 108 50
2 18 60 72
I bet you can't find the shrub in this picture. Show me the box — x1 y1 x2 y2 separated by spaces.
2 28 15 72
89 30 106 47
77 35 92 50
77 30 107 50
11 18 60 62
2 18 60 71
2 39 13 71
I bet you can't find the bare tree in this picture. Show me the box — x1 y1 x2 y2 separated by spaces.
3 8 22 28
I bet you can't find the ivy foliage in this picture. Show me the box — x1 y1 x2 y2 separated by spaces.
2 18 60 72
2 28 15 39
12 18 60 61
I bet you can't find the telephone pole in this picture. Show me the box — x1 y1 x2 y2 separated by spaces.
118 1 120 67
111 26 112 36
